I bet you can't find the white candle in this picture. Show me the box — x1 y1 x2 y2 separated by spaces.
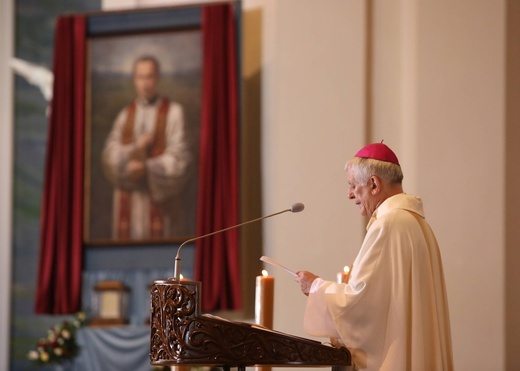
337 265 351 284
255 270 274 328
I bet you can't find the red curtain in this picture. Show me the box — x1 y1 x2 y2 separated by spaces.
195 3 241 311
35 15 86 314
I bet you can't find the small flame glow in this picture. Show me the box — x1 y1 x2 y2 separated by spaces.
262 269 269 277
343 266 350 273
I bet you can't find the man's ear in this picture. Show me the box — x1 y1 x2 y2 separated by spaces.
370 176 382 195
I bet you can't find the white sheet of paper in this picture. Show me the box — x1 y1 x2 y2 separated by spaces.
260 256 298 277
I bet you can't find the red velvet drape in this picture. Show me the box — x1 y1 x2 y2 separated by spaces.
35 15 86 314
195 3 241 311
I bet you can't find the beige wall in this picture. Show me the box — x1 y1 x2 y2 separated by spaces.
414 2 506 368
244 0 367 354
372 0 506 369
242 0 516 370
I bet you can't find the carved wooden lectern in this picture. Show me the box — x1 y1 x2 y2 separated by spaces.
150 279 351 370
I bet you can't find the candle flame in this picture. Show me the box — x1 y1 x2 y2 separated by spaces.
262 269 269 277
179 274 184 280
343 266 350 273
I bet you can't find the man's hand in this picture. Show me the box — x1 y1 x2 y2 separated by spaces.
130 133 154 161
296 271 319 296
136 133 154 151
126 160 146 179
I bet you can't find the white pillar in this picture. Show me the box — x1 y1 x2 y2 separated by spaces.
0 0 14 368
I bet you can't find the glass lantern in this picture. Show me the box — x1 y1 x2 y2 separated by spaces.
90 280 130 327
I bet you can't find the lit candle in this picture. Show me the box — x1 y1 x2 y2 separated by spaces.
337 265 351 284
255 270 274 329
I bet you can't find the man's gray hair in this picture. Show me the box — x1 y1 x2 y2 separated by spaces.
345 157 403 185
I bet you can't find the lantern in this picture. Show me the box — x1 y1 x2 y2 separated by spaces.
90 280 130 327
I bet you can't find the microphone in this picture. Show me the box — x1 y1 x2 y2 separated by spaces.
172 202 305 282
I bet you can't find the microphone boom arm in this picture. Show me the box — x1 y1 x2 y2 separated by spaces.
173 203 304 282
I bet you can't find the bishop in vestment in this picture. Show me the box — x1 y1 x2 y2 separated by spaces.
297 143 453 371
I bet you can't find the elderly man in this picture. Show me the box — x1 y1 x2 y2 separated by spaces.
102 55 192 241
297 143 453 370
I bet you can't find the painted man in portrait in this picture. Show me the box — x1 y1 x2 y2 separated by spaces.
101 55 192 241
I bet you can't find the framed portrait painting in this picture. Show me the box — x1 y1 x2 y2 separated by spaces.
83 7 203 245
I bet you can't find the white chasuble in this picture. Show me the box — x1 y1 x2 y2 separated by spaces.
304 194 453 371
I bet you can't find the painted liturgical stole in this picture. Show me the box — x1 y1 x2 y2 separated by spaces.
117 98 170 240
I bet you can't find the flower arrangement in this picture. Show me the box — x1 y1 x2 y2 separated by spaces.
27 312 86 366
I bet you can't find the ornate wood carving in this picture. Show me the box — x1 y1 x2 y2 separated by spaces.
150 279 351 367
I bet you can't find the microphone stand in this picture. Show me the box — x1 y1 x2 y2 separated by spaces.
173 203 304 282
